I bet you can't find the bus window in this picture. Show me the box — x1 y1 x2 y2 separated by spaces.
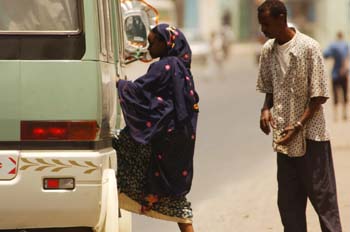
0 0 81 35
0 0 85 60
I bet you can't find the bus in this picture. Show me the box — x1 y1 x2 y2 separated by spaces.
0 0 156 231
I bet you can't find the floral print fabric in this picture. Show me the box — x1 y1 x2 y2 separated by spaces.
115 129 193 222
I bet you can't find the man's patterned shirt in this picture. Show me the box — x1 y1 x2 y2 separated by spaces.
257 30 330 157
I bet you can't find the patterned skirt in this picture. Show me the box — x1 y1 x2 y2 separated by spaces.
115 129 193 223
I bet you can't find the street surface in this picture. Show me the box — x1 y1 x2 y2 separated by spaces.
125 44 350 232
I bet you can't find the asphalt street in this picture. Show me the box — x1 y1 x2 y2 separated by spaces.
125 44 350 232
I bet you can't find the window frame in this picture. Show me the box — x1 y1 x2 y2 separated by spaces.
97 0 115 63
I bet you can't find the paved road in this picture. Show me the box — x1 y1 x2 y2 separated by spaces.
127 44 350 232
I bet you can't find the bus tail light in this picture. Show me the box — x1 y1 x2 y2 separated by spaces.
21 121 98 141
44 178 75 190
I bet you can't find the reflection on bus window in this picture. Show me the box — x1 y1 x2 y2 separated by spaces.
125 15 147 46
0 0 80 33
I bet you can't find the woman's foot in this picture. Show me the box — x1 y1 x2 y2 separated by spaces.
178 223 194 232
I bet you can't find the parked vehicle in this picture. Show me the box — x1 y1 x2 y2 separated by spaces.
0 0 156 231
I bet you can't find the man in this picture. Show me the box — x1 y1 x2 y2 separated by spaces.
324 31 349 121
256 1 342 231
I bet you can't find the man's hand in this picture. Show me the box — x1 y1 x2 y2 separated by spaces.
275 125 298 145
260 109 276 135
274 96 326 145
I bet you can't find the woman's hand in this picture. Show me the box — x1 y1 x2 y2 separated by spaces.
260 108 276 135
116 76 120 87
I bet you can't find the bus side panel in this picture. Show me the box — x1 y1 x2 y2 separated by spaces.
100 62 118 137
0 149 116 229
82 0 100 61
20 61 101 122
0 62 20 141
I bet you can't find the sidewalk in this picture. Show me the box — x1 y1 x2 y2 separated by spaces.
194 109 350 232
325 105 350 231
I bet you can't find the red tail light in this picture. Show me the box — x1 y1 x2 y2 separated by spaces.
44 178 75 190
21 121 98 141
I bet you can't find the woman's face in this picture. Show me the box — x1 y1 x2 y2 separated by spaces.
148 31 168 59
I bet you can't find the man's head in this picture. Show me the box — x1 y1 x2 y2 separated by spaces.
337 31 344 40
257 0 288 39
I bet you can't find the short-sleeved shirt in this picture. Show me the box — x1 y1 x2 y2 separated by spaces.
257 30 330 157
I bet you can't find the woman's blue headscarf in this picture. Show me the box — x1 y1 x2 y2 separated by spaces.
153 23 192 68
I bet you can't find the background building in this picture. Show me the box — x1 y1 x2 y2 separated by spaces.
314 0 350 46
152 0 350 47
249 0 350 46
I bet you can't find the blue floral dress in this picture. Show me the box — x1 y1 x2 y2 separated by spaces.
115 24 199 223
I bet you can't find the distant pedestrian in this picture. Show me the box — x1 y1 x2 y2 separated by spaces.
255 31 268 64
256 1 342 232
210 31 225 64
205 31 225 78
221 10 235 59
324 31 349 121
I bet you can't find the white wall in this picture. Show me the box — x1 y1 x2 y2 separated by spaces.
198 0 221 40
315 0 350 47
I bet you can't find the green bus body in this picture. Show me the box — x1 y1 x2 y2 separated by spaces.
0 0 142 231
0 0 123 142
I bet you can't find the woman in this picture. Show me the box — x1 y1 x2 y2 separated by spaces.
115 24 199 232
